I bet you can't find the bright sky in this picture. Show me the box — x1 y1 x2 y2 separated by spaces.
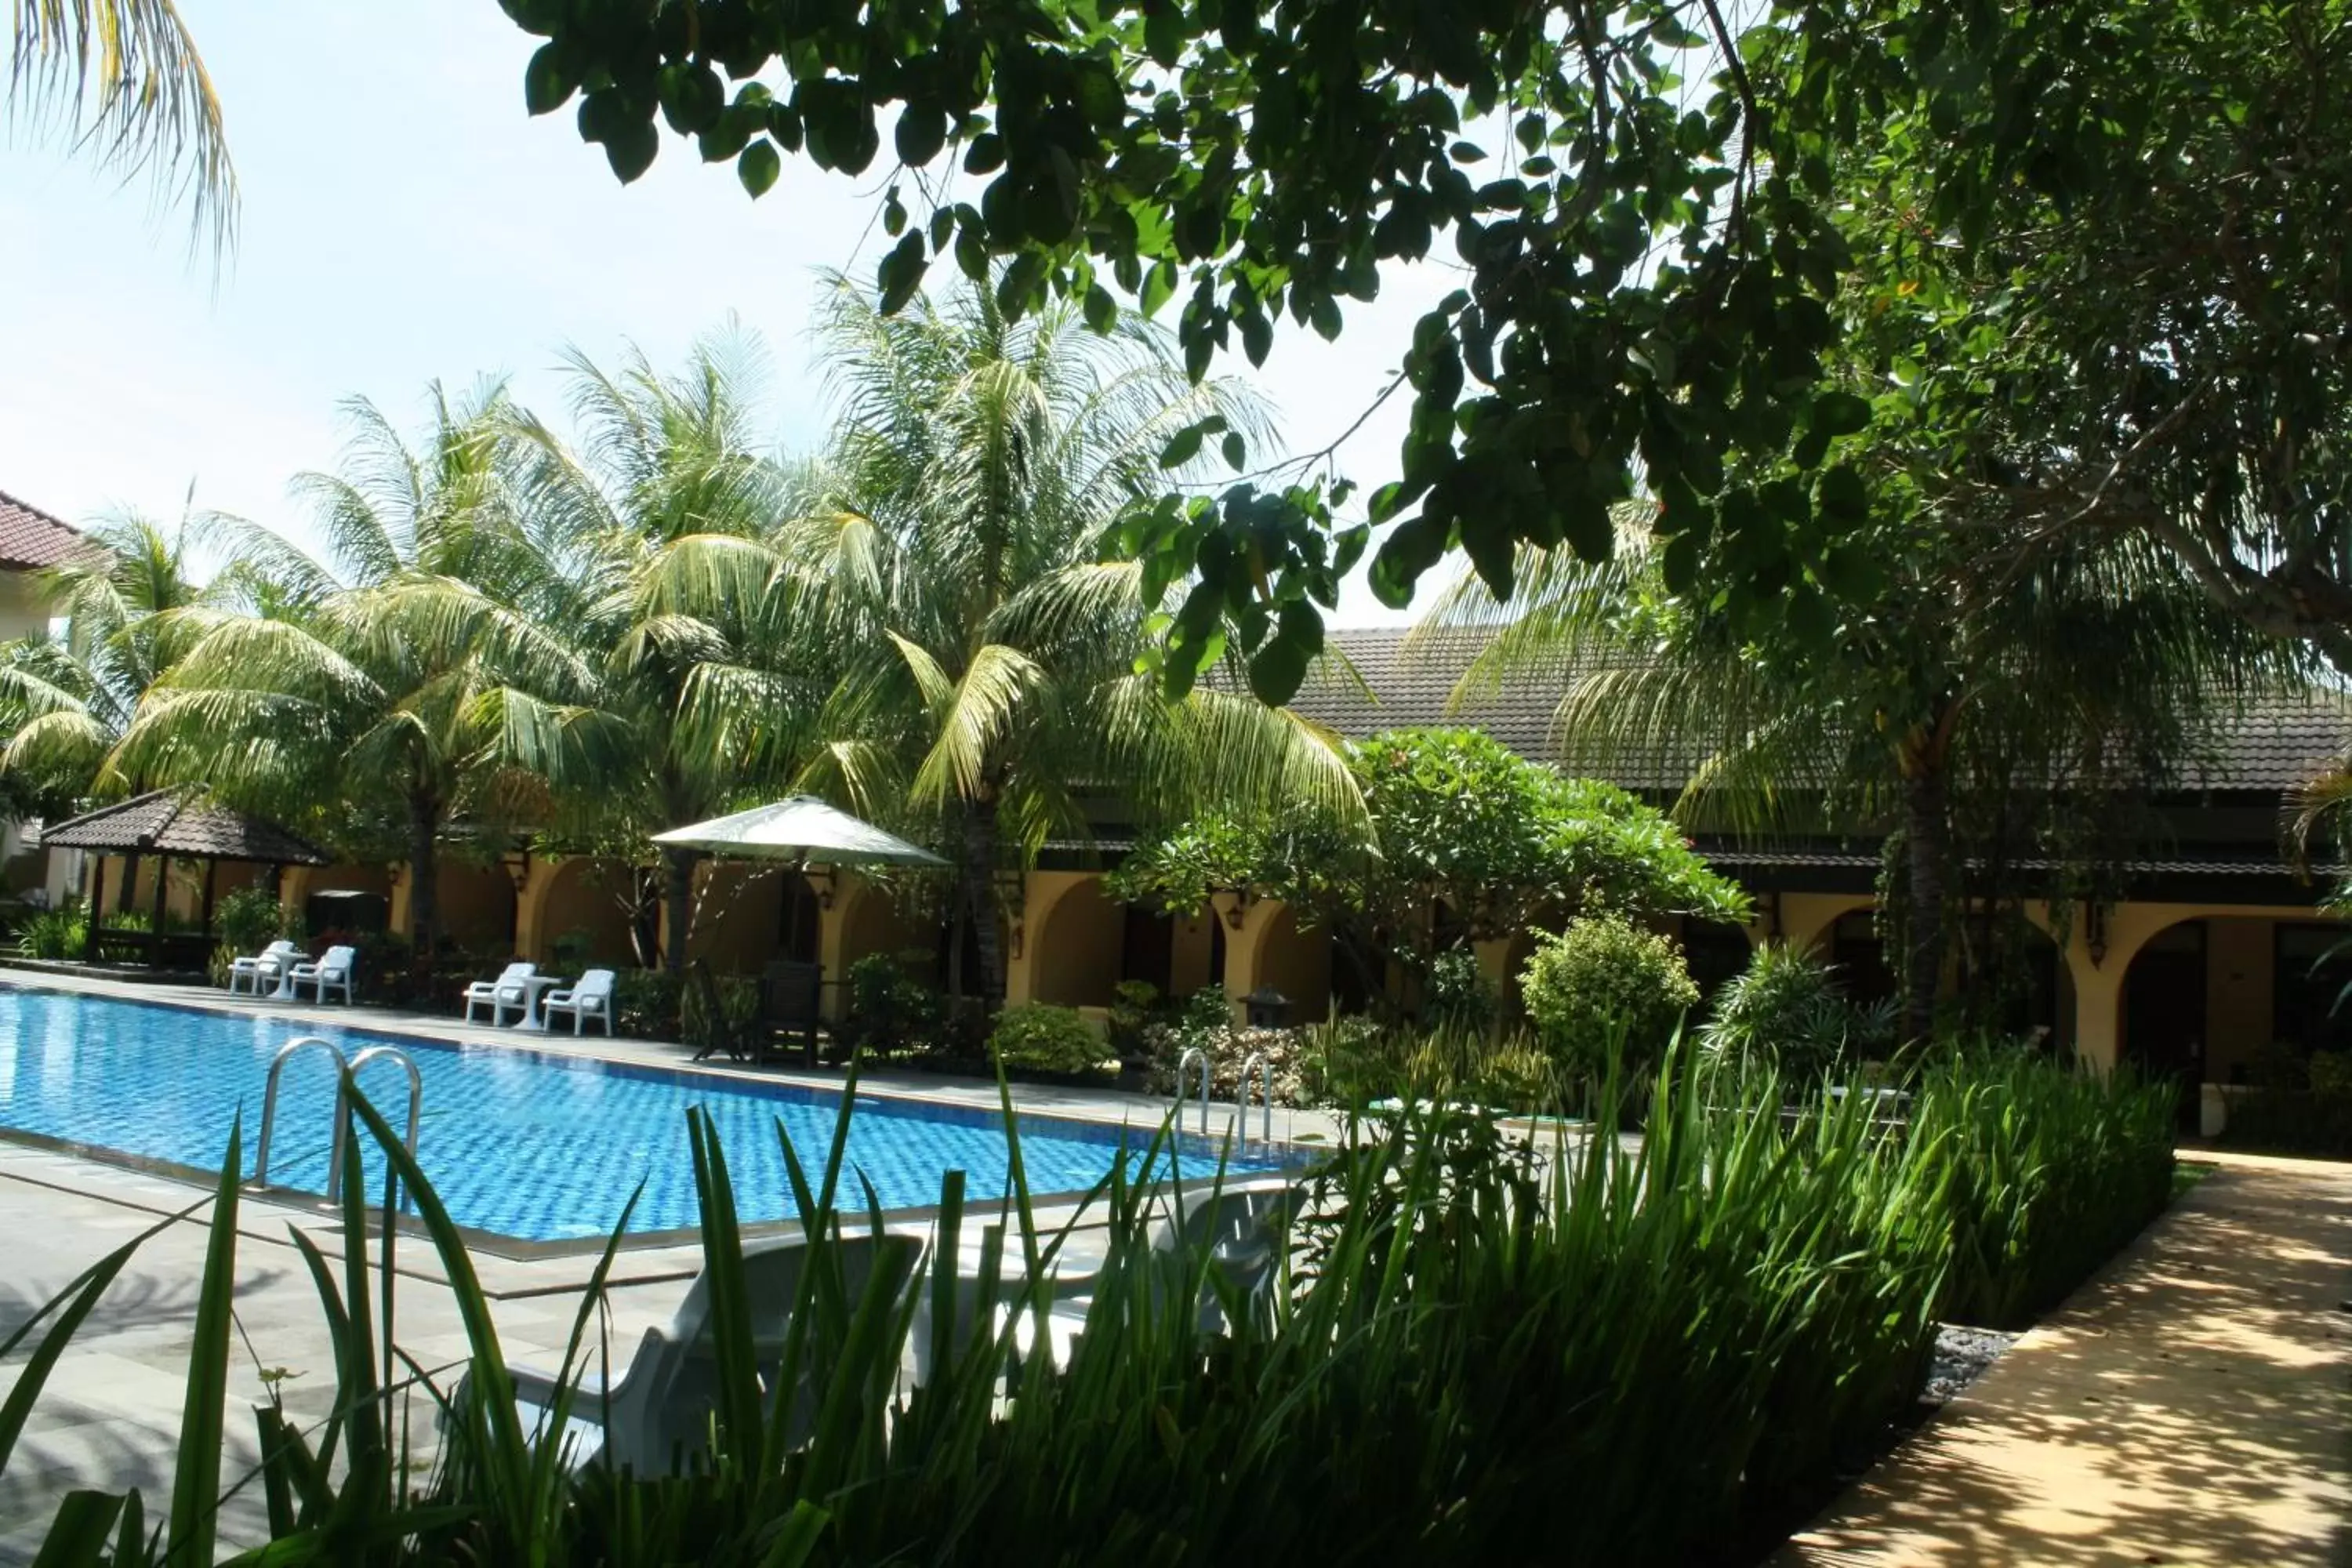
0 0 1468 625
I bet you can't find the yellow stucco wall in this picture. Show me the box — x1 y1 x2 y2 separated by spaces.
517 857 641 966
1020 873 1126 1007
0 570 53 642
434 859 518 952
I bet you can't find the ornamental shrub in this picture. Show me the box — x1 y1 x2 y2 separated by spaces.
1421 947 1496 1033
844 952 942 1053
213 885 290 958
1697 941 1862 1080
1520 914 1698 1082
15 902 85 960
988 1003 1109 1077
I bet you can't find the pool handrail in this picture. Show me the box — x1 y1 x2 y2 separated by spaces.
250 1035 423 1201
1174 1046 1212 1137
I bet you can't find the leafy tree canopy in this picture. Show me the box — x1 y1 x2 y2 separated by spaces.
492 0 2335 699
1106 728 1748 984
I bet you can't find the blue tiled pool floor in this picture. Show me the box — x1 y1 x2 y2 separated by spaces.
0 982 1283 1245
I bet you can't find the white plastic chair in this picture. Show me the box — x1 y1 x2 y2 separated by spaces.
542 968 616 1036
227 939 298 996
481 1230 920 1475
916 1174 1298 1381
287 944 357 1004
463 961 538 1025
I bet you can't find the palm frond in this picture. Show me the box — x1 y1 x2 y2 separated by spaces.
5 0 237 255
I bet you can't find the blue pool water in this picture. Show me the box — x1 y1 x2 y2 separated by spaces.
0 983 1283 1244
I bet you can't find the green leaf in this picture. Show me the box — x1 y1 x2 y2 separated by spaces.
1811 390 1872 437
895 103 949 167
658 60 725 136
877 231 930 316
1141 259 1178 318
1159 425 1205 469
1816 463 1869 523
738 139 782 198
165 1116 243 1568
604 118 659 183
522 42 576 116
1222 430 1247 471
1247 636 1310 703
1308 291 1343 342
28 1491 123 1567
1083 283 1118 333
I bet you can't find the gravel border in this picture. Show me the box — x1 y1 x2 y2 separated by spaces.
1922 1322 2019 1404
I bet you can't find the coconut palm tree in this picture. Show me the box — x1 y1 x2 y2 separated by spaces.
114 383 605 960
6 0 234 251
501 328 815 969
643 277 1358 1004
1425 517 2303 1042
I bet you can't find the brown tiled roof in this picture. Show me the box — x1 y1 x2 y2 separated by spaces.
1293 627 2351 795
42 789 331 864
0 489 87 572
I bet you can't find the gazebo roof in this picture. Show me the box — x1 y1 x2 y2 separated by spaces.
41 789 331 865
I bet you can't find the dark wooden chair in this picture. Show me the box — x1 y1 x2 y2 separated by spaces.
685 961 764 1063
760 960 825 1066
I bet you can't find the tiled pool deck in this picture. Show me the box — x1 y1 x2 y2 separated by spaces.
0 969 1338 1561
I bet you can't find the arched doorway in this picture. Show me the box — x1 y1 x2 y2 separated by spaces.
1828 911 1899 1011
1681 918 1756 1007
1956 916 2071 1052
2122 919 2207 1128
1030 878 1125 1008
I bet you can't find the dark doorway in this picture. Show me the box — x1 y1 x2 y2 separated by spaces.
2273 923 2352 1057
1828 911 1899 1011
2123 921 2207 1130
777 874 821 965
1121 905 1174 994
1682 921 1755 1007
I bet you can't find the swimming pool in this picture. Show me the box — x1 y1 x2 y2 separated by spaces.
0 982 1285 1246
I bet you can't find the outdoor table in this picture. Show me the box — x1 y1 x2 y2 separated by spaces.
512 973 565 1031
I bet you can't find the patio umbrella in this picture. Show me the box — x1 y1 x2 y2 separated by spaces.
651 796 947 868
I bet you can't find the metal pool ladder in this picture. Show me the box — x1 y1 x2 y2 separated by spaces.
1236 1049 1275 1143
250 1036 423 1202
1174 1046 1213 1136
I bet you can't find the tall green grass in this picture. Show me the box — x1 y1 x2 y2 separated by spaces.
0 1044 2176 1565
1915 1047 2178 1327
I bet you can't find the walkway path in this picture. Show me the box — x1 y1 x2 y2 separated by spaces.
1780 1150 2352 1567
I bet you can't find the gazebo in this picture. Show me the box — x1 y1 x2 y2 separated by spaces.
42 789 331 968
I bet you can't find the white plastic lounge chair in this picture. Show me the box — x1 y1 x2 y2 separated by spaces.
227 940 298 996
286 944 357 1005
916 1175 1298 1381
463 961 538 1025
541 968 616 1036
481 1230 920 1475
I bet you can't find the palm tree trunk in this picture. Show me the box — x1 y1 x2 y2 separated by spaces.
400 799 442 968
961 797 1004 1005
662 846 697 974
407 793 441 963
1900 765 1949 1045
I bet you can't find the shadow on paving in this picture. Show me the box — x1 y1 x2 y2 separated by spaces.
1779 1157 2352 1566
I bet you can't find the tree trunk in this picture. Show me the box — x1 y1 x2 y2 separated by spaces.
1900 764 1950 1046
961 796 1004 1006
622 867 662 970
407 793 441 963
662 846 697 974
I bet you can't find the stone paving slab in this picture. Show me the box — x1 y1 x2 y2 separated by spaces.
1778 1150 2352 1567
